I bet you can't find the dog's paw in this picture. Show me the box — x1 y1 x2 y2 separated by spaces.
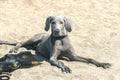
0 40 4 45
61 66 72 73
9 47 18 53
97 63 111 69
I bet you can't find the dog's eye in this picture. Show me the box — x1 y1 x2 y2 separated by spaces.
60 21 63 24
51 22 56 24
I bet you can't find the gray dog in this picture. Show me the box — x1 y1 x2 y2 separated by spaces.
0 16 111 73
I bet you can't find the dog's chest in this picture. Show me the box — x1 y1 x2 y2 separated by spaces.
55 39 70 51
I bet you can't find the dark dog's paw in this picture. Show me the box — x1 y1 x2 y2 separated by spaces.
97 63 111 69
61 66 72 73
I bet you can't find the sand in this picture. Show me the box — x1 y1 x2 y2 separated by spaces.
0 0 120 80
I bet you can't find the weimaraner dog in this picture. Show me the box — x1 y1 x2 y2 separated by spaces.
0 15 111 73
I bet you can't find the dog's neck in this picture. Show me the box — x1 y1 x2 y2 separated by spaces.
50 34 67 40
50 34 70 50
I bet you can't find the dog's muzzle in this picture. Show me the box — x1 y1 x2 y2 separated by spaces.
54 29 60 34
52 28 67 37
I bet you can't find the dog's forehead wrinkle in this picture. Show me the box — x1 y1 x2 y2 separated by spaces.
52 16 64 22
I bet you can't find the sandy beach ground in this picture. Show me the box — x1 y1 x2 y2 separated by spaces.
0 0 120 80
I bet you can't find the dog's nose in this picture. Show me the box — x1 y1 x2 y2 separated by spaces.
55 29 60 33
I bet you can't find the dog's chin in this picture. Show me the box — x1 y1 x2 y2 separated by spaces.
53 33 67 37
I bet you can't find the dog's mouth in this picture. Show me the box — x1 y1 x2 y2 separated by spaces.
53 32 67 37
53 32 60 37
52 30 67 37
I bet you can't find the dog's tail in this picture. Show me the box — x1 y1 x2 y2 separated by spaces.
0 40 18 46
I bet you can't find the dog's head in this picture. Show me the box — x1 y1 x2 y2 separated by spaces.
45 16 72 37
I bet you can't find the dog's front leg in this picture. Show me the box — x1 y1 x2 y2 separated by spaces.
49 47 72 73
49 58 72 73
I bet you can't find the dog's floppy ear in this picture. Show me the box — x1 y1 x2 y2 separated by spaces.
45 16 53 31
64 17 72 32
